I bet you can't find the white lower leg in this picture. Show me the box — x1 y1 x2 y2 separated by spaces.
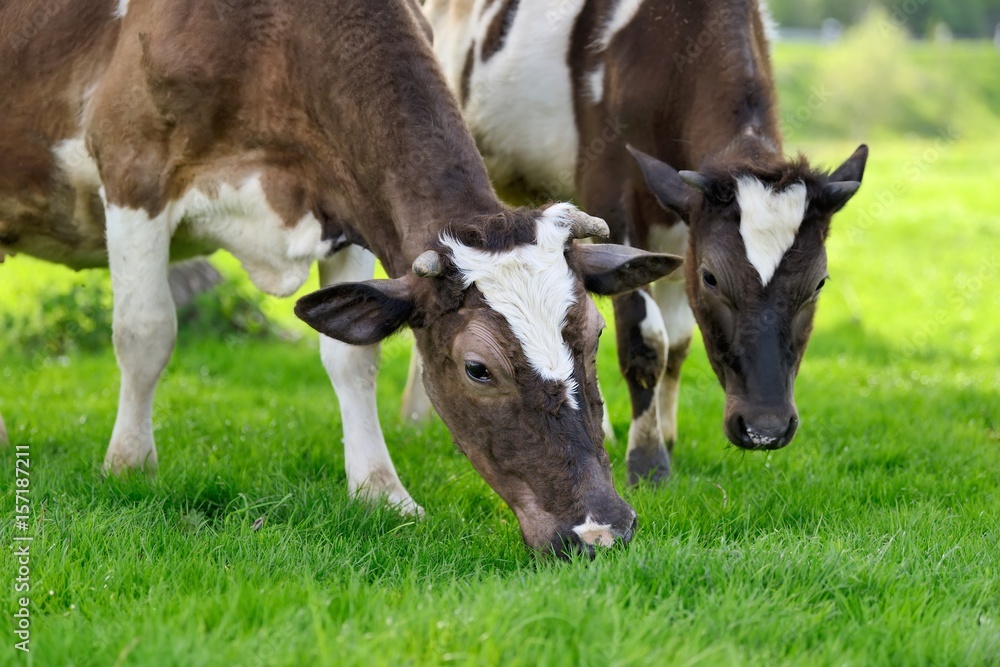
0 413 8 445
319 247 421 516
400 345 435 423
626 291 669 460
651 275 695 448
104 205 177 474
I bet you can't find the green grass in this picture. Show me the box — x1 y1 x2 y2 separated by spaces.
1 135 997 666
2 37 1000 665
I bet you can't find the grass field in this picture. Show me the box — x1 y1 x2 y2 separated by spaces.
2 47 1000 667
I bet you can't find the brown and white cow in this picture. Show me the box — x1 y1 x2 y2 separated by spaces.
421 0 867 483
0 0 685 555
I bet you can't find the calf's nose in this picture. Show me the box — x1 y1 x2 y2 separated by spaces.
734 412 798 450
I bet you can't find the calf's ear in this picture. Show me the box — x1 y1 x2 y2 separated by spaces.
572 244 683 295
627 144 699 221
817 144 868 213
295 278 413 345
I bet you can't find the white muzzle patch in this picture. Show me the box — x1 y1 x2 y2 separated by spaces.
571 515 616 548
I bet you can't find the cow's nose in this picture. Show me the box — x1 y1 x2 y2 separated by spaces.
732 412 798 450
554 510 637 559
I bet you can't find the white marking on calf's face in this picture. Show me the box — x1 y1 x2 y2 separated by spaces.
114 0 129 19
736 177 807 287
442 203 582 409
571 515 616 547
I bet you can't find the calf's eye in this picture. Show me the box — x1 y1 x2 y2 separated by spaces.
702 269 718 289
465 361 492 383
815 278 827 294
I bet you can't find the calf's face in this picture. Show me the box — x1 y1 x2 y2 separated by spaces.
629 145 868 450
296 204 682 556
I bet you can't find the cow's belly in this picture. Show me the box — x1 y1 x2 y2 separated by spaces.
1 141 331 296
430 0 584 199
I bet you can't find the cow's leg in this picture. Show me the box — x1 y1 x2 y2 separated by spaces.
104 204 176 474
0 413 8 445
648 224 696 452
613 289 671 484
400 346 434 423
318 245 422 516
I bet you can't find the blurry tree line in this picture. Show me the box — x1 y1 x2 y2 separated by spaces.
769 0 1000 38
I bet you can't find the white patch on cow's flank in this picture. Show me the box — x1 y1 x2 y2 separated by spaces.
572 515 616 547
427 0 585 197
736 177 807 286
442 203 582 409
587 63 605 104
53 137 102 191
595 0 645 51
173 175 331 297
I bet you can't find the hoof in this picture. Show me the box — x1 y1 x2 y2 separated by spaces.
626 445 672 486
102 445 158 476
351 472 425 518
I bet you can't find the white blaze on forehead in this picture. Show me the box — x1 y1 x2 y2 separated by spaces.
572 515 616 548
736 177 808 286
441 203 582 409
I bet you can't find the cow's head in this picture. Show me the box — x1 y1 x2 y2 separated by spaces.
628 144 868 450
295 204 682 556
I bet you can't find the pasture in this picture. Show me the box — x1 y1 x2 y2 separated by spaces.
2 39 999 667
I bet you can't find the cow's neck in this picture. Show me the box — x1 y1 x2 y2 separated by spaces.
677 1 783 171
381 145 502 276
318 19 505 278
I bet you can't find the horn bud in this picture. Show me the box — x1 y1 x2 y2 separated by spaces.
678 170 710 193
412 250 443 277
567 211 610 240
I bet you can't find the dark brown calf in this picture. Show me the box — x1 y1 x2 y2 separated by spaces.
425 0 866 482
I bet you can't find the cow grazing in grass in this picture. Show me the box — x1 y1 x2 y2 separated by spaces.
0 0 685 555
421 0 868 483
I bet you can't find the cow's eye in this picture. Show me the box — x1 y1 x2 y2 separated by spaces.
465 361 492 383
815 277 827 294
702 269 718 289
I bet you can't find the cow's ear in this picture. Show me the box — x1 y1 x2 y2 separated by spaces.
816 144 868 214
295 278 413 345
627 144 699 221
573 243 684 295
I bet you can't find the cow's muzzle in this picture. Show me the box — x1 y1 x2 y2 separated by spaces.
724 401 799 450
